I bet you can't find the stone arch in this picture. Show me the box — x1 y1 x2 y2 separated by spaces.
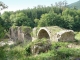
57 30 74 42
37 28 50 39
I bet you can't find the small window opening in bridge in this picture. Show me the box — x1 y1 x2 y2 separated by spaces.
38 29 50 39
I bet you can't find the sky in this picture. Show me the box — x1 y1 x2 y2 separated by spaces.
0 0 78 13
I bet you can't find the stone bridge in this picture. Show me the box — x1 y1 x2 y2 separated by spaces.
9 26 75 43
33 26 75 42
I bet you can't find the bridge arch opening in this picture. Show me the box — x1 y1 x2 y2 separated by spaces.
37 29 50 39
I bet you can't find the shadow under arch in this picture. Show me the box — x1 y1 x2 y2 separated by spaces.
37 28 50 39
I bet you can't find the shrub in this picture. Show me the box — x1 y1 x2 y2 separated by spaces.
7 45 26 60
0 46 6 60
75 32 80 40
51 42 68 50
0 45 10 60
25 42 32 56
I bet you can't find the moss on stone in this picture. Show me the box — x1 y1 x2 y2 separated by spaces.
21 26 32 33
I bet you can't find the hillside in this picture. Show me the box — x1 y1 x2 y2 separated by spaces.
68 0 80 9
0 32 80 60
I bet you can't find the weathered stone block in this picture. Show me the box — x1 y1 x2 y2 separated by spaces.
9 26 32 43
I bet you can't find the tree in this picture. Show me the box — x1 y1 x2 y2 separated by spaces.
0 1 8 11
61 15 74 29
38 11 62 27
1 11 12 31
73 15 80 30
34 19 39 26
55 0 67 8
0 17 5 39
0 1 8 39
0 25 5 39
10 12 33 27
62 8 79 30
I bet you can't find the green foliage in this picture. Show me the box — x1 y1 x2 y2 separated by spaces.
1 12 12 31
75 32 80 40
25 42 32 56
26 50 55 60
0 25 5 39
1 4 80 31
0 46 7 60
38 11 62 27
7 45 26 60
61 8 80 30
0 40 80 60
34 19 39 26
32 38 46 44
51 42 68 49
0 17 4 26
10 12 33 27
0 17 6 39
1 5 63 28
56 47 80 57
36 7 80 30
0 1 8 10
21 26 32 33
25 42 80 60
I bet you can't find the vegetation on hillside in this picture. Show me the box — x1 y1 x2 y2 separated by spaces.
1 1 80 32
68 0 80 9
0 37 80 60
0 7 79 31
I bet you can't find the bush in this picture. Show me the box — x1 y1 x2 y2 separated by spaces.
0 25 5 39
54 47 80 60
1 39 80 60
0 46 6 60
6 45 26 60
0 45 10 60
25 42 32 56
51 42 68 50
75 32 80 40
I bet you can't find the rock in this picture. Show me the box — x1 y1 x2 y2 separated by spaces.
31 40 51 55
7 41 14 45
0 41 14 46
0 41 6 46
9 26 32 43
57 30 75 42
